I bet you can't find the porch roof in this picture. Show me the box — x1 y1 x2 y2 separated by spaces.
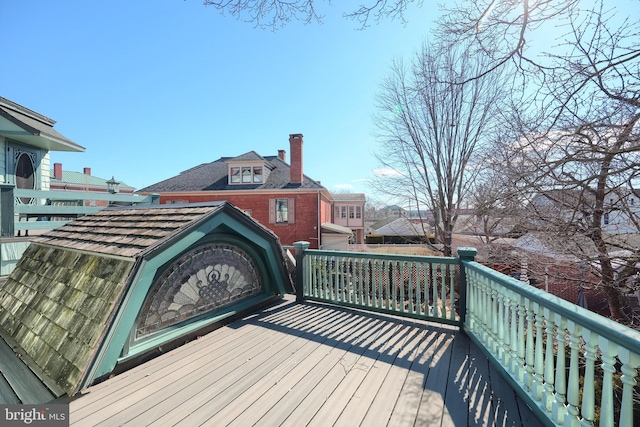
0 96 84 152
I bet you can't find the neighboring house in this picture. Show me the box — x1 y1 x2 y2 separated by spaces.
0 96 84 194
529 187 640 234
378 205 407 219
496 232 608 313
138 134 365 249
49 162 134 207
332 193 365 244
366 217 434 244
0 96 85 272
602 189 640 234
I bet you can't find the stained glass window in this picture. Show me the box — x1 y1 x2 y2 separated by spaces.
136 242 263 338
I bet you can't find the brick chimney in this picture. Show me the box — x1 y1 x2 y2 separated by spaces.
289 133 303 184
54 163 62 180
278 149 286 162
83 167 91 175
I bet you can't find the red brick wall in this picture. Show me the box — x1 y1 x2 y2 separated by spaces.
160 192 322 248
491 258 608 315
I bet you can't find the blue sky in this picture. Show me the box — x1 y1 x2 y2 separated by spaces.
1 0 440 199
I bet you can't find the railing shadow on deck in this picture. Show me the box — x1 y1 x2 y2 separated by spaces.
291 242 640 427
246 297 540 426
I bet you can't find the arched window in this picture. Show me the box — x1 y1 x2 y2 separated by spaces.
135 241 263 339
12 148 38 204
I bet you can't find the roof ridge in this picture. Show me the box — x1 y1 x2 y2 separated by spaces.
0 96 56 126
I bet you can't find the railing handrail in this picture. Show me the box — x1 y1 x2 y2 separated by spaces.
14 188 157 204
304 248 459 265
463 259 640 355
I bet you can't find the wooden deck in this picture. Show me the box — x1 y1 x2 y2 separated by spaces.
66 296 543 426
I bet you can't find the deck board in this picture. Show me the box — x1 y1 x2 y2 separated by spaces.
68 296 544 426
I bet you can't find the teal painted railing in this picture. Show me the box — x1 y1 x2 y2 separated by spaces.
297 243 460 326
295 242 640 426
6 188 159 235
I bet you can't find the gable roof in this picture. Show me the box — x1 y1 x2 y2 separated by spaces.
227 151 270 163
373 217 431 236
0 96 84 152
138 152 325 193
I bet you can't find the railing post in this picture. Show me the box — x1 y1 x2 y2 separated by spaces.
293 241 310 303
456 247 477 329
0 184 15 237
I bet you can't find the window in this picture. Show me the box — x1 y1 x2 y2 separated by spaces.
242 167 252 183
253 166 263 183
604 213 610 225
230 167 241 183
341 206 347 219
269 198 295 224
276 199 288 223
229 165 264 184
335 206 340 219
356 206 362 219
349 206 355 219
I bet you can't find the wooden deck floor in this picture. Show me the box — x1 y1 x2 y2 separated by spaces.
67 296 543 426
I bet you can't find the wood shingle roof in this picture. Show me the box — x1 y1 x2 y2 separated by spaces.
32 204 225 258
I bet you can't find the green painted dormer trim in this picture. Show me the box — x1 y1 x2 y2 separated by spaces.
86 206 291 387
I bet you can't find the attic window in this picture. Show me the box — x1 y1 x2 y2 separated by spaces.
229 165 264 184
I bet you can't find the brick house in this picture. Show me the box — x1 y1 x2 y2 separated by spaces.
138 134 365 249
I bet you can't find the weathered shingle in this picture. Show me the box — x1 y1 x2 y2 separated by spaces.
0 245 134 396
32 204 224 257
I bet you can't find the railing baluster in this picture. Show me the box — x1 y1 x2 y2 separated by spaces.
508 289 519 376
490 280 499 355
580 330 598 426
533 302 545 402
597 338 617 427
440 263 447 318
525 298 535 391
565 321 582 427
552 316 567 424
391 261 398 312
618 350 639 427
400 261 406 314
516 294 527 385
448 263 455 320
542 307 556 413
496 286 506 363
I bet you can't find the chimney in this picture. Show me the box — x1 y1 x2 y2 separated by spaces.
83 167 91 175
289 133 303 184
54 163 62 180
278 149 286 162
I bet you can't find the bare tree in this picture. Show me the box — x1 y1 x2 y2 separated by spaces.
485 2 640 321
467 162 526 244
201 0 419 29
371 43 504 256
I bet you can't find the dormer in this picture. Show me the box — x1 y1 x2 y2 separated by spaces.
226 151 273 185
